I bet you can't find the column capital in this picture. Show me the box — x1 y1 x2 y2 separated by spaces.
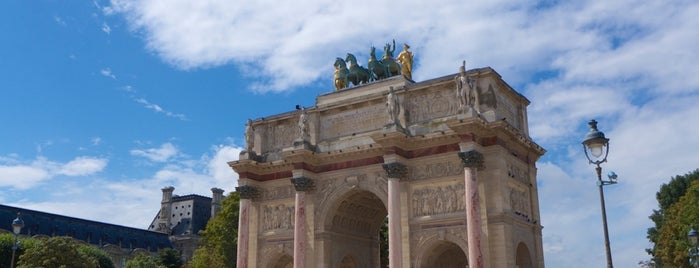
236 185 260 199
382 162 408 179
291 177 315 192
458 150 485 170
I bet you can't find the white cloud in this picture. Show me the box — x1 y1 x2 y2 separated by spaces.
102 22 112 34
100 68 117 79
0 156 108 189
0 165 50 189
7 143 242 228
133 98 187 120
130 142 179 162
91 137 102 146
59 157 108 176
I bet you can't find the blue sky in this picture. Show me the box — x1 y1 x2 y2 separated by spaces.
2 0 699 267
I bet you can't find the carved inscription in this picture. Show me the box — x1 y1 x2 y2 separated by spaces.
412 183 465 217
406 86 457 123
262 204 295 231
410 160 463 181
320 104 385 139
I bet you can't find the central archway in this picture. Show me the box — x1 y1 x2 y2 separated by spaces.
420 241 468 268
322 189 387 268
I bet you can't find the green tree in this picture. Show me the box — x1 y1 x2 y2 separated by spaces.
655 179 699 267
189 191 240 268
647 169 699 265
0 233 38 268
158 247 183 268
79 244 115 268
380 217 388 268
17 236 98 268
126 252 166 268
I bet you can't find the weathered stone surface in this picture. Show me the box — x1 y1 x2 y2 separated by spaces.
231 66 546 268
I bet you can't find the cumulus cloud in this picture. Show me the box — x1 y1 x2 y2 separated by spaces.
59 157 109 176
0 156 108 189
130 142 179 162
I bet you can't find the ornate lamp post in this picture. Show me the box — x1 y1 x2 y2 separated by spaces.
688 227 699 267
10 212 24 268
582 119 616 268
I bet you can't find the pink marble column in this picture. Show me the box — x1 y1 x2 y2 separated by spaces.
383 162 407 268
459 150 484 268
291 177 314 268
235 185 258 268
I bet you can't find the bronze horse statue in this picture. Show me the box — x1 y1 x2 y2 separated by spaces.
381 40 401 78
333 57 349 90
368 46 385 81
345 53 371 86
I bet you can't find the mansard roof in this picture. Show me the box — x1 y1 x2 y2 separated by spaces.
0 204 171 252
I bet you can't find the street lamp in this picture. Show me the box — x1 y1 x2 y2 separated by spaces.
10 212 24 268
688 227 699 267
582 119 616 268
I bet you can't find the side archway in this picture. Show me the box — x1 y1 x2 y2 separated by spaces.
515 242 533 268
419 240 468 268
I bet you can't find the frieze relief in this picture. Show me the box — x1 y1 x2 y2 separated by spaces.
409 159 463 181
412 182 465 217
507 162 531 185
262 204 295 231
260 185 295 201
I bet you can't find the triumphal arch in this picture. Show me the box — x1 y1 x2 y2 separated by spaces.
229 50 546 267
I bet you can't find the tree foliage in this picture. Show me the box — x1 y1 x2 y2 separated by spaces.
655 179 699 267
189 191 240 268
158 247 183 268
16 236 103 268
647 169 699 265
0 233 38 268
79 244 116 268
126 252 166 268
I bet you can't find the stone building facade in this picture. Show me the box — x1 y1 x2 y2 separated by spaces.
230 67 546 268
148 186 225 262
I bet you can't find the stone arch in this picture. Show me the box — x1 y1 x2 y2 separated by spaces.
259 245 293 268
317 175 388 230
339 254 359 268
515 242 533 268
416 238 468 268
319 188 387 268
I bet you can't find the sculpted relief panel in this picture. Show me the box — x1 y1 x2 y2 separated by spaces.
412 182 465 217
409 159 463 181
261 119 297 153
507 162 531 185
509 185 531 221
262 204 295 231
320 103 385 140
406 85 457 123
